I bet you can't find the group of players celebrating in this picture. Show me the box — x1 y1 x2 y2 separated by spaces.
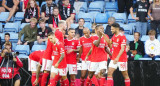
28 20 130 86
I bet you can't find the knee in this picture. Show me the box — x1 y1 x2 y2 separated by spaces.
107 71 113 77
81 74 85 79
88 73 93 79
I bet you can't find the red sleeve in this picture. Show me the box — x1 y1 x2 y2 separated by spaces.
42 39 53 60
15 57 23 68
120 35 127 46
39 58 42 65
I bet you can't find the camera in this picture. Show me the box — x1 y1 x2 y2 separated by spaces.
5 52 19 59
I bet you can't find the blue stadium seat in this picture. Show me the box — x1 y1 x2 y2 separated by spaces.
138 58 152 60
0 12 14 22
78 12 94 23
105 2 118 12
12 43 17 51
41 1 46 7
71 23 79 29
1 32 18 43
36 1 39 6
128 23 136 32
125 35 134 41
155 58 160 61
18 54 29 58
88 1 104 12
106 11 116 18
128 14 136 23
3 23 19 33
112 13 127 23
95 13 108 24
79 2 88 12
141 35 149 42
0 23 2 32
19 23 30 32
37 23 48 28
15 45 30 55
158 35 160 41
31 45 46 52
34 41 45 45
119 24 133 34
84 22 92 31
15 12 24 21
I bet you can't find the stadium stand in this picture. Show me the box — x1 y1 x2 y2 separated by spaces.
31 45 46 53
15 45 30 55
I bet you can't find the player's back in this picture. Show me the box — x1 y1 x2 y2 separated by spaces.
29 50 45 62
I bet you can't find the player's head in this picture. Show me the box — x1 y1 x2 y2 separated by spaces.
95 25 104 34
78 18 85 27
58 20 67 30
148 29 156 41
46 0 52 6
111 23 120 34
53 7 59 16
83 28 90 38
48 32 56 43
5 33 10 42
39 19 46 29
68 28 75 38
62 0 70 6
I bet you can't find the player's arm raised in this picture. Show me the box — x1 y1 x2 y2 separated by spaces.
34 64 42 85
101 31 112 48
93 31 102 47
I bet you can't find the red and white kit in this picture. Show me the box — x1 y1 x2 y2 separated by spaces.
64 38 80 75
89 35 109 73
28 50 44 71
109 33 128 71
51 40 67 76
79 36 93 70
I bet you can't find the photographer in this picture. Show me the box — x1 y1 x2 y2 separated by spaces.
0 48 23 86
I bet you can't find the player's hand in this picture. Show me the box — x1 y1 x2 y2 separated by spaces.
97 31 102 37
76 57 80 62
113 58 119 64
67 49 74 54
85 56 88 63
33 79 39 86
54 63 59 68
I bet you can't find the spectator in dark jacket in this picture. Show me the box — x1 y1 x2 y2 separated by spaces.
105 17 115 39
75 18 85 38
129 32 145 60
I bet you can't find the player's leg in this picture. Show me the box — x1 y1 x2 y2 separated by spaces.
80 61 89 86
49 66 59 86
106 60 117 86
68 64 77 86
60 67 69 86
41 59 52 86
99 61 107 86
119 62 130 86
95 73 101 85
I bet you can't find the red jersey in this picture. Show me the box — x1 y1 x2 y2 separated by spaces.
55 29 64 44
64 38 80 64
29 50 45 62
90 35 108 62
79 36 93 61
111 33 127 62
52 41 67 68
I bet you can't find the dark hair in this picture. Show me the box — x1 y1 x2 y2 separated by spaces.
79 18 85 23
68 28 75 31
134 32 140 36
91 29 95 33
111 23 120 28
95 25 103 30
48 31 55 36
39 18 46 23
148 29 156 35
5 33 10 37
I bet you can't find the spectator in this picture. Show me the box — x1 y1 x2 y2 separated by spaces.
0 0 5 13
119 27 125 35
22 0 40 23
41 0 57 21
130 0 149 36
48 7 62 30
3 42 12 52
17 18 38 50
91 23 96 30
105 17 115 39
1 33 12 49
148 0 160 38
118 0 133 16
91 29 96 36
129 32 145 60
75 18 85 38
144 29 160 60
2 0 19 22
37 19 52 44
59 0 75 29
